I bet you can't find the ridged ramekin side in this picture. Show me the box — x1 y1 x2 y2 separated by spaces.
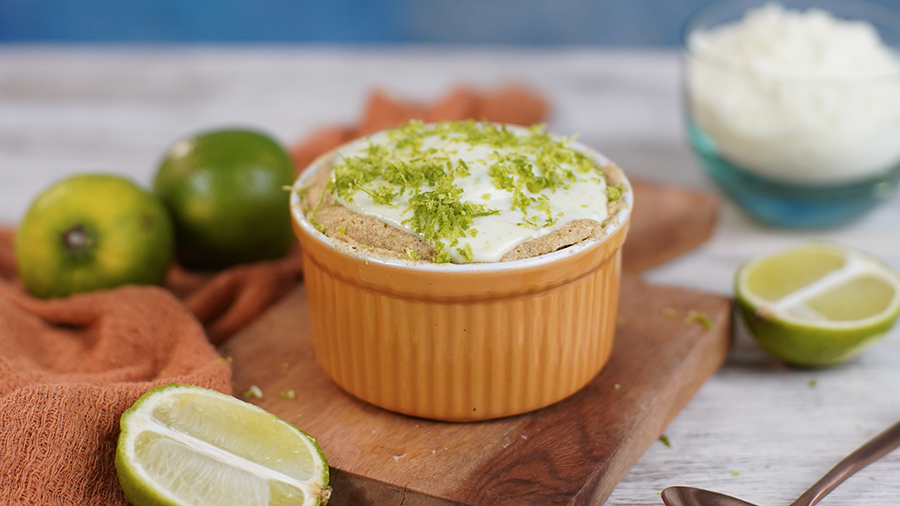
299 239 623 421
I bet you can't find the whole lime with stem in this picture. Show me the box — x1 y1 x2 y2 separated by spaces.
153 128 296 270
15 173 175 299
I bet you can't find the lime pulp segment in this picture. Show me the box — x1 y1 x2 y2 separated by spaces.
741 246 846 302
740 244 900 326
149 391 316 480
133 426 312 505
117 385 330 506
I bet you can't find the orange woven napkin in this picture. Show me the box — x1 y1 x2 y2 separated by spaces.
0 275 232 504
0 83 548 505
291 84 549 172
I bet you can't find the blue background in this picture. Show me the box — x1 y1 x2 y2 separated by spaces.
0 0 742 46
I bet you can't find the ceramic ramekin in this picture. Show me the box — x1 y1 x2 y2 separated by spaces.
290 139 633 421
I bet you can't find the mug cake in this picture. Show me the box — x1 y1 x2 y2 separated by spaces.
291 120 633 421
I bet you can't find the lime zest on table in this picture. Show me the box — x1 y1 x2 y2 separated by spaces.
684 310 714 330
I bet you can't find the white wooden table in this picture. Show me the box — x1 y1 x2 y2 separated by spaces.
2 46 899 505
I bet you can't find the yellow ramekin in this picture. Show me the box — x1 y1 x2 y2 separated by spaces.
290 138 632 422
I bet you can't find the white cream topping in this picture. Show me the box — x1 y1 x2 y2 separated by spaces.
328 121 613 263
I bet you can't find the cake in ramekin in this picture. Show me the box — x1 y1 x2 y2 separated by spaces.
290 120 633 421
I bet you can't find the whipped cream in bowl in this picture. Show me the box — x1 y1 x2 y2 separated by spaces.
683 0 900 227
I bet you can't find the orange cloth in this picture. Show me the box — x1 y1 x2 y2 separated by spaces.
291 85 549 172
0 84 548 505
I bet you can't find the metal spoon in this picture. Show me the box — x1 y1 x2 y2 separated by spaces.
661 419 900 506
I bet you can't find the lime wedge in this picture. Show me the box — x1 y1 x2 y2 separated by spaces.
735 241 900 367
115 384 331 506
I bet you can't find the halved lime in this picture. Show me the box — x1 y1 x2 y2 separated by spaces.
735 241 900 367
116 384 331 506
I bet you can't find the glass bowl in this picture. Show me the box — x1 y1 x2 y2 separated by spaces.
683 0 900 228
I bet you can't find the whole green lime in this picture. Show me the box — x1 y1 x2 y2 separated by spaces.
153 128 295 270
15 174 175 299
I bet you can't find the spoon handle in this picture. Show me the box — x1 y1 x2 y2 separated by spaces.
789 419 900 506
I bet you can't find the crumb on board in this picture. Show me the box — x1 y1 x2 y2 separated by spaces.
684 310 714 330
242 385 264 399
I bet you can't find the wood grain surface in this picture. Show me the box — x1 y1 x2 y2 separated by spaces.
226 275 730 506
224 180 728 505
623 180 719 274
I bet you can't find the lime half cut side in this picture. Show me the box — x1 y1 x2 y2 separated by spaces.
116 384 331 506
735 241 900 367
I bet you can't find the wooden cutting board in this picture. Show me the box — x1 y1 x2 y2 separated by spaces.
224 179 730 506
622 179 720 274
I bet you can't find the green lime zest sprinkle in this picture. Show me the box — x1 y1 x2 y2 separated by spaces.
309 218 326 234
279 389 296 400
329 119 605 262
405 247 420 260
685 310 714 330
359 185 398 206
400 174 499 260
336 225 346 235
606 183 625 201
457 243 474 262
659 435 672 448
307 180 329 218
